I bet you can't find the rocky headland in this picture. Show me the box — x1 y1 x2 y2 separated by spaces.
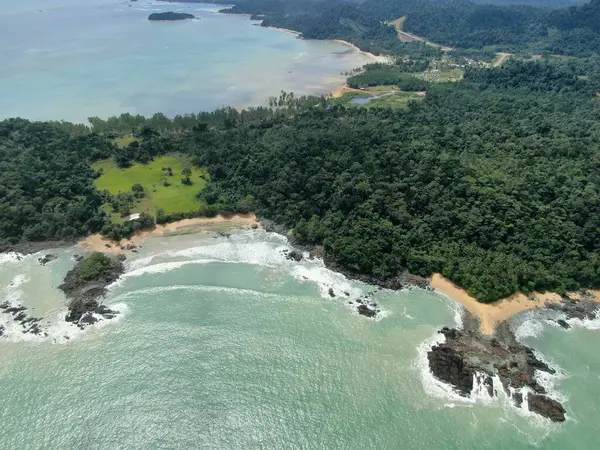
59 252 125 328
427 295 600 422
148 12 195 21
264 218 430 320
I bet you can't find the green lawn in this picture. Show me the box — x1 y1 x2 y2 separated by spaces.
364 91 424 109
114 135 138 148
93 155 209 218
331 88 424 109
415 68 464 83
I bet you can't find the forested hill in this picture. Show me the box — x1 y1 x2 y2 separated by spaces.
4 58 598 302
177 0 600 57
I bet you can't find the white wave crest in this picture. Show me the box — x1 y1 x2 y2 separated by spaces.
122 259 218 279
1 302 128 344
416 330 563 428
514 315 544 341
565 310 600 330
0 252 26 265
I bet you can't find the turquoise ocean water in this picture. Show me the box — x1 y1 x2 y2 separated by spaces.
0 0 372 122
1 0 600 447
1 230 600 449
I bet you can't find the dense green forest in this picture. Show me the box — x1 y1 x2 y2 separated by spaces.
169 0 600 57
3 56 598 301
347 66 429 89
0 120 110 244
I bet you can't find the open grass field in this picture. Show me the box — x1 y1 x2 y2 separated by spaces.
415 68 464 82
364 91 424 109
331 88 424 109
93 155 209 218
114 135 138 148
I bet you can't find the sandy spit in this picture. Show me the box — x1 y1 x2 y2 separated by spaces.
262 26 302 37
332 39 391 64
430 273 600 335
78 214 259 255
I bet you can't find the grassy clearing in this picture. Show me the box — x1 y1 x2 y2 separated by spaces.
93 155 209 218
114 135 138 148
415 68 464 82
331 88 424 109
364 91 424 109
389 16 406 31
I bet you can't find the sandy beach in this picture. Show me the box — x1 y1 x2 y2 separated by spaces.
78 214 259 254
263 26 302 37
431 273 600 334
332 39 390 64
264 26 390 65
330 84 368 98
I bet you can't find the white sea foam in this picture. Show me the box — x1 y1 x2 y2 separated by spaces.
119 231 388 316
9 274 29 288
514 316 545 340
122 259 218 279
565 310 600 330
0 303 128 344
416 328 563 427
416 332 476 405
111 284 282 303
172 237 290 267
0 252 26 264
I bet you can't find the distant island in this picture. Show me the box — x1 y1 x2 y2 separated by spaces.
148 12 195 21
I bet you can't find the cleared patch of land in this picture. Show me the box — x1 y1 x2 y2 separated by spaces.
389 16 406 31
388 16 453 51
492 52 512 67
93 155 208 217
114 135 138 148
330 86 425 109
415 68 464 82
389 17 419 42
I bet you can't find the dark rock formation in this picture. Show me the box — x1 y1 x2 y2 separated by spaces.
286 249 303 262
0 301 43 336
546 295 599 322
528 394 566 422
324 258 429 291
357 304 377 318
148 12 195 21
59 252 124 327
328 288 335 297
556 319 571 329
427 313 566 422
38 254 57 265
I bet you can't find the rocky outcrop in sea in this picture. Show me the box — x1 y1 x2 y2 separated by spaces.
59 252 125 329
426 295 599 423
0 301 44 336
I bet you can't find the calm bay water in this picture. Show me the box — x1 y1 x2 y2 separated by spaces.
1 230 600 449
0 0 372 122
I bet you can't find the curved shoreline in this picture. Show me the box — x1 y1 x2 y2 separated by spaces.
331 39 391 64
78 214 259 254
430 273 600 334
